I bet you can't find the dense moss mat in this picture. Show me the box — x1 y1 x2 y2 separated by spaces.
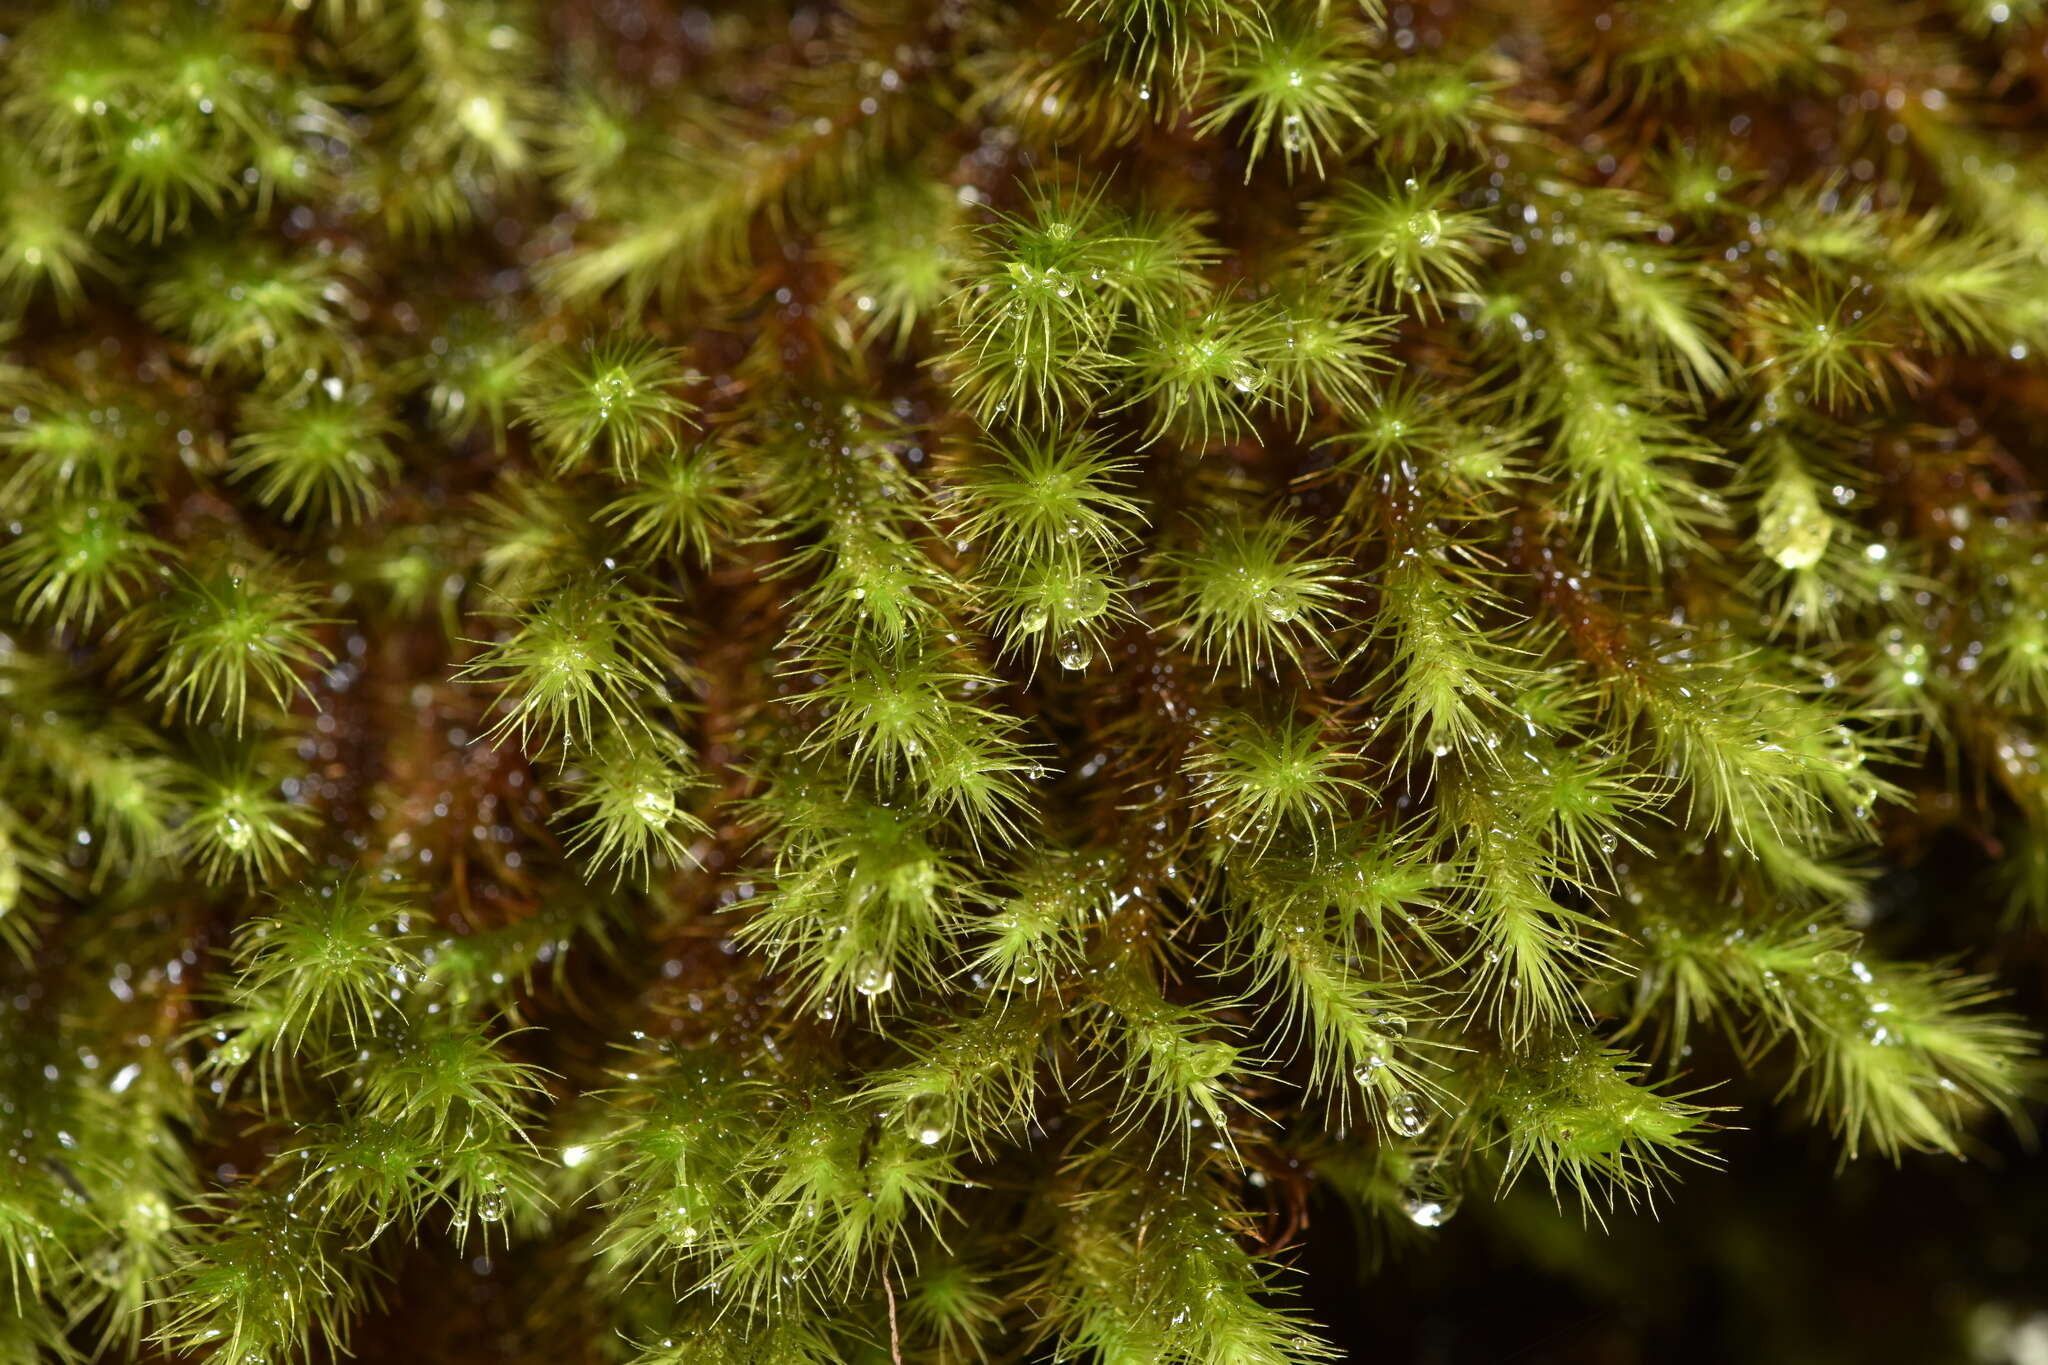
2 0 2048 1361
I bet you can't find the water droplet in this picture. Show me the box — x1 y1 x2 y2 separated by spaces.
1062 575 1110 618
477 1189 505 1223
1388 1092 1429 1138
1281 113 1306 154
219 813 254 852
1259 586 1298 623
1759 488 1832 571
1056 632 1092 671
854 959 895 997
633 786 675 825
1402 1188 1459 1227
666 1204 700 1243
899 1093 947 1146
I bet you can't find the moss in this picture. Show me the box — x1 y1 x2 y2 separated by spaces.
0 0 2045 1361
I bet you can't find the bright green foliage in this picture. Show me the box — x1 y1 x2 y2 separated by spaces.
1187 711 1368 853
600 442 746 569
2 2 2047 1363
233 379 403 524
178 739 313 886
144 242 363 380
1196 12 1376 181
1314 164 1499 317
1159 513 1348 672
457 575 681 751
519 336 696 477
557 733 709 887
0 494 163 628
130 560 334 734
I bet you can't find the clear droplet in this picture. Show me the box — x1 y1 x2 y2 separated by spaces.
1759 486 1832 571
477 1188 505 1223
1056 632 1092 671
1063 575 1110 618
1402 1188 1459 1228
854 958 895 998
633 786 675 825
1388 1092 1429 1138
219 813 254 852
1281 113 1306 153
667 1204 700 1244
900 1093 947 1146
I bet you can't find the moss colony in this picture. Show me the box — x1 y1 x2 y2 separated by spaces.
2 0 2047 1362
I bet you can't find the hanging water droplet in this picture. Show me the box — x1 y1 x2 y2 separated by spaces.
854 958 895 997
477 1188 505 1223
667 1203 700 1243
1259 586 1298 623
1281 113 1306 153
1056 632 1092 671
1408 209 1443 248
1388 1092 1429 1138
1402 1187 1460 1227
633 785 675 825
219 813 254 852
1598 832 1618 855
1759 484 1832 571
1063 575 1110 618
899 1093 947 1146
1011 952 1041 986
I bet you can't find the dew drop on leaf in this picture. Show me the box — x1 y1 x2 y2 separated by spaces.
1402 1188 1459 1228
1759 486 1832 570
1056 632 1092 671
855 958 895 997
900 1093 947 1146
